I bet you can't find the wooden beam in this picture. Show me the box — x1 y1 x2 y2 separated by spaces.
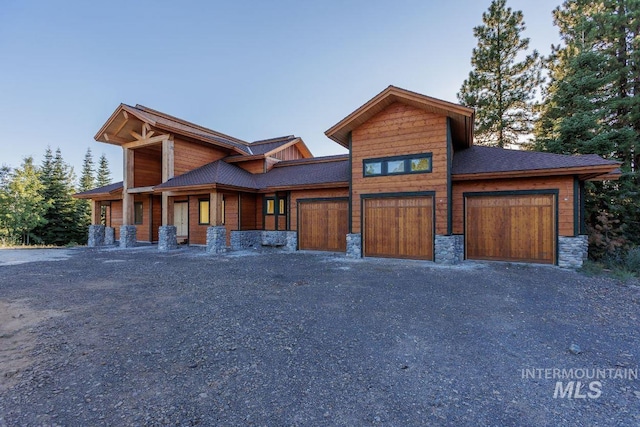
113 116 129 136
162 193 169 226
210 192 223 226
142 123 151 138
146 130 155 138
122 148 135 225
127 186 154 194
122 134 169 149
129 130 144 140
122 110 128 120
104 133 133 145
162 137 175 181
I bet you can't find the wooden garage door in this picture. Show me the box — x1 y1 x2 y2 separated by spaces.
363 196 434 260
465 194 556 264
298 199 348 252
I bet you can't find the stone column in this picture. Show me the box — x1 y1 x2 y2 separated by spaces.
88 225 105 247
434 235 464 264
104 227 115 245
206 226 227 254
558 235 588 268
120 225 137 248
346 233 362 258
284 231 297 251
158 225 178 251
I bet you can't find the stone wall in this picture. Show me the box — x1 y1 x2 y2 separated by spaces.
206 226 227 254
346 233 362 258
261 231 297 251
158 226 178 251
104 227 115 245
88 225 105 247
558 235 588 269
434 235 464 265
119 226 137 248
230 231 262 250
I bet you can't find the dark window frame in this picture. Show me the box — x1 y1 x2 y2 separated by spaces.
363 152 433 177
198 198 210 225
134 201 143 225
265 197 275 215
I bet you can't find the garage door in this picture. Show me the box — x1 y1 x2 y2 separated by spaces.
298 199 348 252
465 193 556 264
363 196 434 260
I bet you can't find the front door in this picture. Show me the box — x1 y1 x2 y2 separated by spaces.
174 202 188 238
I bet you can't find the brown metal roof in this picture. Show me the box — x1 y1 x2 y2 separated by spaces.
154 161 258 190
73 181 123 199
452 146 620 176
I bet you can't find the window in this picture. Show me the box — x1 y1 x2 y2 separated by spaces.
134 202 143 224
363 153 432 177
266 198 275 215
199 199 210 225
279 198 286 215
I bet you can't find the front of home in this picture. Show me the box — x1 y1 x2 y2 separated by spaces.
75 86 620 267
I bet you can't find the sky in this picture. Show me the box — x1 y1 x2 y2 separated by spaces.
0 0 563 182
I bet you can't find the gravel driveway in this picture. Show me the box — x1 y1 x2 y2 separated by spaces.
0 246 639 426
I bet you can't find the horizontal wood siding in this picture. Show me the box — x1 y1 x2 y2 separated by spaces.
174 138 227 176
152 195 162 242
236 159 265 174
188 197 207 245
466 194 555 264
134 195 151 242
351 103 448 235
240 194 258 230
224 193 239 246
289 188 349 230
452 176 575 236
298 200 348 252
110 201 122 240
133 148 162 187
363 196 434 260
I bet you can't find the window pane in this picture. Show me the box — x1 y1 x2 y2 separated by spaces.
199 200 210 224
411 157 431 172
134 202 143 224
266 199 275 214
387 160 405 174
364 161 382 176
279 199 286 215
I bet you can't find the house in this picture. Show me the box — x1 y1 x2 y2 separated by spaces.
75 86 620 267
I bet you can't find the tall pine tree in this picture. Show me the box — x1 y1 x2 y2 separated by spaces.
535 0 640 257
458 0 542 147
96 154 112 188
76 148 96 243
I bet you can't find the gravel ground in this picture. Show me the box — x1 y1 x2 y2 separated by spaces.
0 246 639 426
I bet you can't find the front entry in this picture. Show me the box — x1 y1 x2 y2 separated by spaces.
174 202 188 240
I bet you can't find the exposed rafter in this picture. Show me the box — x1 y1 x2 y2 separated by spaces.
122 133 170 149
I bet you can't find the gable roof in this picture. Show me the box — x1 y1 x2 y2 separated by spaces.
325 85 475 150
452 146 620 180
73 181 123 199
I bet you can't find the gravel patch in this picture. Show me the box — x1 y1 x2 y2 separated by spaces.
0 247 639 426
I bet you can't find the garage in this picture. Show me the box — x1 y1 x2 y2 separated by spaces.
363 195 434 260
465 193 556 264
298 199 348 252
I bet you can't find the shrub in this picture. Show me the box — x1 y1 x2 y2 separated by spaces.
624 246 640 275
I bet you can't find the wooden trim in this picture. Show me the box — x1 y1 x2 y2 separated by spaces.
122 134 169 149
579 181 586 235
347 132 353 234
122 148 134 225
103 133 131 145
446 118 452 235
297 197 349 203
463 189 559 265
573 177 579 237
453 164 620 181
362 152 432 178
128 186 154 194
259 182 349 193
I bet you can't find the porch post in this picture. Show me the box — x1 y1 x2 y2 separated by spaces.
161 137 174 226
210 191 223 226
120 147 137 247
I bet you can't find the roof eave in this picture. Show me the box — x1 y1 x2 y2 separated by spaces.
452 164 621 181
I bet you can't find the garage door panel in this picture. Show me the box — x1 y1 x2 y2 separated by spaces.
364 196 433 260
466 194 555 264
299 200 348 252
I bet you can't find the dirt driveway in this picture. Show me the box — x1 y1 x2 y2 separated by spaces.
0 246 639 426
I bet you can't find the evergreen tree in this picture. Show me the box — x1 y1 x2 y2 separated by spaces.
80 148 95 192
1 158 49 244
96 154 112 188
0 165 12 244
34 147 81 245
535 0 640 257
76 148 95 241
458 0 542 147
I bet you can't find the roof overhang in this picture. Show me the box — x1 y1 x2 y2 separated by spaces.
452 164 621 181
325 85 475 149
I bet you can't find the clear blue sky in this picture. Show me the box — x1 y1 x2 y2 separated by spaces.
0 0 562 181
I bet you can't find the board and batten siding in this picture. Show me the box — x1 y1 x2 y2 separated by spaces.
289 188 349 231
451 176 576 236
351 102 448 235
173 138 228 176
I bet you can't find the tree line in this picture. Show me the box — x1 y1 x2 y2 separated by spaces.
0 148 111 246
458 0 639 261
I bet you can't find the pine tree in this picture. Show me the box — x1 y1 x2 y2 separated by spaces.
458 0 542 147
96 154 112 188
80 148 95 192
535 0 640 257
76 148 96 243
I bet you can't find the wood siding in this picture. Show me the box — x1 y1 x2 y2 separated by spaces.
351 102 448 235
298 200 348 252
363 196 434 260
133 148 162 187
223 193 239 246
465 194 555 264
133 195 152 242
236 159 265 174
188 197 207 245
239 194 259 230
151 195 162 242
452 176 575 236
289 188 349 230
272 145 303 161
173 138 227 176
109 201 122 240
